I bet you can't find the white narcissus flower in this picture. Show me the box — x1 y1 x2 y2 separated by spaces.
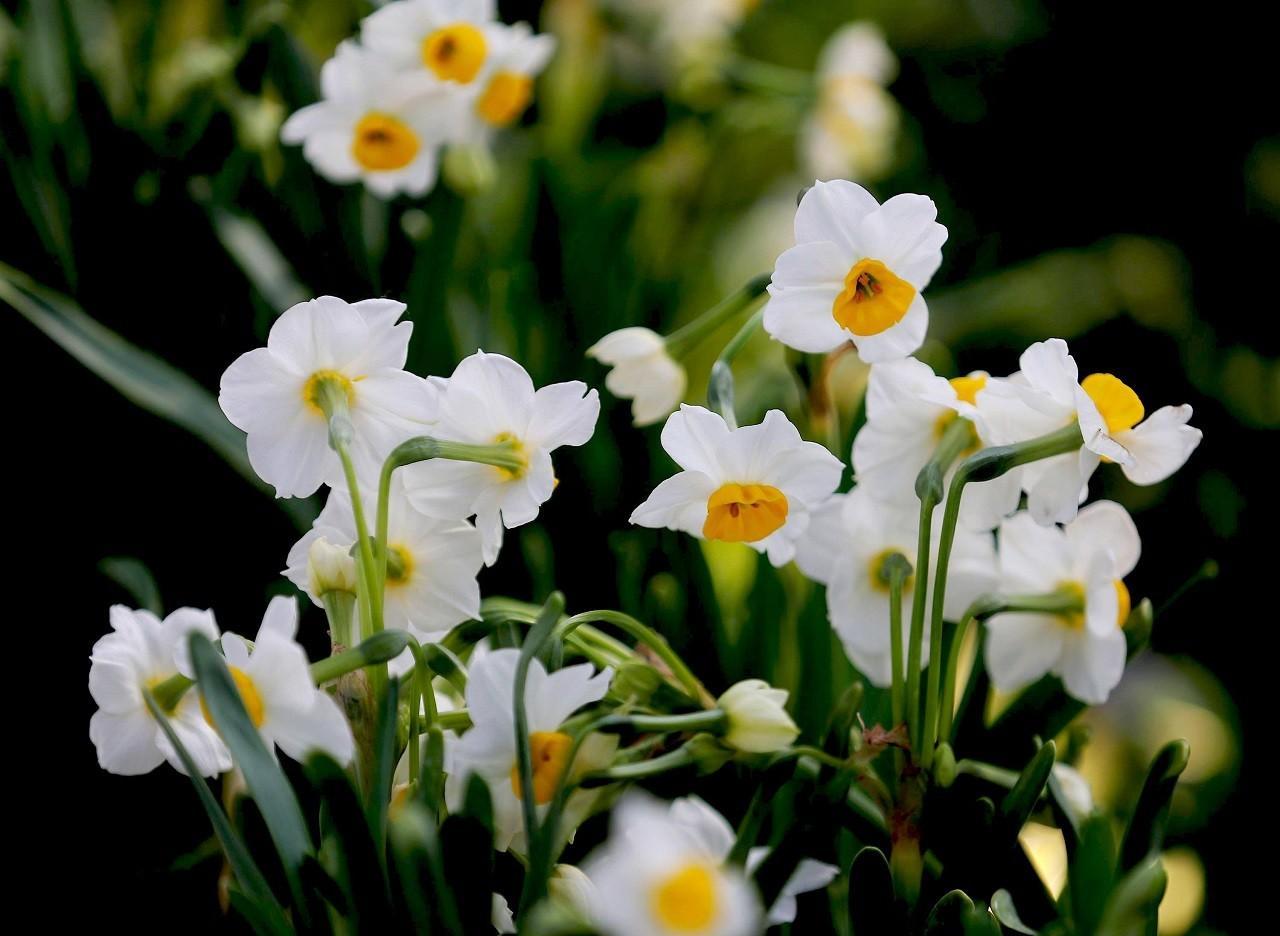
794 489 998 686
219 296 438 499
88 607 230 777
285 476 484 656
587 327 687 427
716 680 799 753
402 350 600 565
852 357 1020 531
977 338 1202 525
629 405 844 566
467 23 556 138
305 537 358 597
362 0 504 87
280 41 456 198
583 792 762 936
764 179 947 362
985 502 1140 705
446 648 613 852
182 596 356 765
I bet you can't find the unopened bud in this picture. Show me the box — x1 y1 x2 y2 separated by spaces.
308 537 357 596
717 679 800 754
549 864 596 918
933 742 957 788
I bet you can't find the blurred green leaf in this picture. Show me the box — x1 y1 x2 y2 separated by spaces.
98 556 162 615
1094 857 1167 936
924 890 1001 936
1118 740 1190 873
990 889 1038 935
366 676 401 855
997 741 1056 843
1068 814 1117 936
306 753 391 928
847 846 900 935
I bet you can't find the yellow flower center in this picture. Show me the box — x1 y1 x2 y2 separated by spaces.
1081 373 1144 434
302 369 356 415
422 23 487 83
1057 579 1129 630
509 731 573 805
831 258 916 336
385 543 414 587
1114 578 1131 627
201 666 265 729
867 549 913 595
949 374 988 406
477 71 534 126
651 863 718 931
351 113 421 171
492 431 529 480
703 483 789 543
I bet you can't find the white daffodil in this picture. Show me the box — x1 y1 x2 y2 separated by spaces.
977 338 1202 525
764 180 947 362
219 296 438 499
88 606 230 777
285 476 484 652
587 327 687 427
446 648 613 852
794 489 997 686
362 0 504 88
181 596 356 765
717 680 799 753
802 23 900 183
280 41 456 198
985 502 1140 705
402 350 600 565
467 23 555 138
852 357 1020 531
583 792 762 936
630 405 844 566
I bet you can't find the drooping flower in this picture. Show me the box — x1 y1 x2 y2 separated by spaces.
630 405 844 566
468 23 556 137
794 488 998 686
181 596 356 765
402 350 600 565
985 501 1140 705
219 296 438 499
587 327 687 427
88 606 230 777
285 476 484 649
446 648 613 851
583 792 763 936
852 357 1020 530
361 0 504 87
280 41 457 198
716 680 799 753
977 338 1202 525
763 179 947 362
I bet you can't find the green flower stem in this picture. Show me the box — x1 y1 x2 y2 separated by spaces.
707 307 765 431
150 673 194 712
906 417 975 752
560 610 713 707
885 553 914 732
310 630 412 685
919 423 1084 770
618 710 727 734
724 55 816 98
664 273 770 357
955 758 1021 789
321 590 356 648
580 744 697 786
938 613 975 746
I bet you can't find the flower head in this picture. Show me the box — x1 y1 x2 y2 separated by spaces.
977 339 1202 525
403 350 600 565
587 327 687 427
716 679 799 753
985 502 1140 704
446 648 613 851
362 0 503 87
280 41 457 198
219 296 438 498
764 179 947 361
89 606 230 777
468 23 556 136
629 405 844 566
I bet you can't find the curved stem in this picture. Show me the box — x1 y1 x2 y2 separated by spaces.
707 307 765 431
560 610 713 707
664 273 770 356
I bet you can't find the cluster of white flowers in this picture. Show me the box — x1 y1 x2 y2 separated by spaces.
281 0 555 198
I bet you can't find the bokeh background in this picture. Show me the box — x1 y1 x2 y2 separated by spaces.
5 0 1273 931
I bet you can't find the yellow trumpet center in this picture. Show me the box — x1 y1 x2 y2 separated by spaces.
703 483 789 543
422 23 487 83
1081 373 1144 435
1057 579 1130 630
385 543 415 587
352 113 421 171
949 374 988 406
201 666 265 729
867 549 913 595
1114 579 1131 627
302 369 355 415
832 258 916 336
651 863 718 931
477 71 534 126
509 731 573 805
492 432 529 480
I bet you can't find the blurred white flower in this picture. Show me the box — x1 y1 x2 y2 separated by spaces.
985 502 1140 705
219 296 437 499
795 489 997 686
402 350 600 565
280 41 457 198
977 339 1202 525
491 893 516 933
587 327 687 427
717 679 799 753
764 180 947 361
468 23 556 137
583 792 762 936
88 606 230 777
362 0 503 87
629 405 844 566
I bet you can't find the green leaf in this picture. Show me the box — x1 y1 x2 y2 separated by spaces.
990 890 1039 934
390 803 460 934
1118 740 1189 873
366 676 402 855
200 201 309 313
189 633 313 907
848 846 901 935
1068 814 1117 936
305 753 391 928
997 741 1056 842
98 556 162 615
925 890 1002 935
143 691 288 934
1094 856 1167 936
441 774 496 934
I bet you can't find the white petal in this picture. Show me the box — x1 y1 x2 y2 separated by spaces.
628 471 718 536
668 796 735 861
659 405 733 477
1117 404 1202 485
794 179 879 250
528 381 600 450
985 613 1065 692
527 660 612 731
270 693 356 765
90 710 166 775
998 512 1072 592
1056 629 1125 705
1065 501 1141 579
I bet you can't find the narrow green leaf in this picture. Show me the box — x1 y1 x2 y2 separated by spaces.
390 803 460 934
366 677 402 855
998 741 1056 841
306 753 391 928
1094 856 1167 936
442 775 496 934
991 889 1039 934
201 202 309 312
99 556 163 615
1118 740 1189 873
1069 814 1117 936
925 890 1000 936
848 846 901 935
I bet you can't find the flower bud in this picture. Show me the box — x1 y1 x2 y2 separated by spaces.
442 143 497 195
549 864 596 918
716 679 800 753
933 742 957 788
307 537 357 597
